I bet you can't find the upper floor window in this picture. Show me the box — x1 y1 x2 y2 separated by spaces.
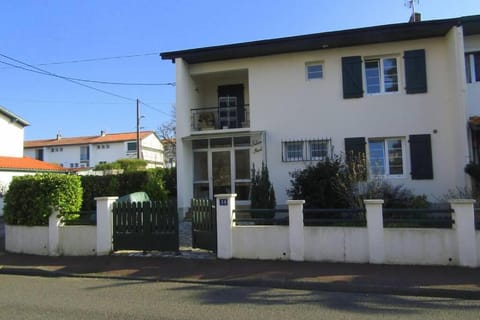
306 63 323 80
282 139 331 162
466 52 480 83
368 138 404 176
80 146 89 161
127 141 137 153
364 57 399 94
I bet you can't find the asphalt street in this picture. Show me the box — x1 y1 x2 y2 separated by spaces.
1 274 480 320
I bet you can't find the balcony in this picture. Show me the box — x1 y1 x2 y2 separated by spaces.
191 105 250 132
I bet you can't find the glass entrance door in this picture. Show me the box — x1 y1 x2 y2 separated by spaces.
212 151 231 195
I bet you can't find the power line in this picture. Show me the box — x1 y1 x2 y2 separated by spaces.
0 59 174 86
0 53 136 102
0 52 161 69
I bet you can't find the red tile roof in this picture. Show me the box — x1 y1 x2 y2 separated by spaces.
24 131 155 148
0 156 66 172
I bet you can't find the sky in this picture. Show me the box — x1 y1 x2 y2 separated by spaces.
0 1 478 140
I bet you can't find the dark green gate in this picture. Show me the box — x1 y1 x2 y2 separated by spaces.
191 199 217 252
113 201 179 252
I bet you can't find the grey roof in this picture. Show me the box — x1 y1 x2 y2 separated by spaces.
161 15 480 64
0 106 30 127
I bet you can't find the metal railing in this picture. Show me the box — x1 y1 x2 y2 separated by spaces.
233 208 289 225
191 105 250 131
383 208 453 228
303 208 366 227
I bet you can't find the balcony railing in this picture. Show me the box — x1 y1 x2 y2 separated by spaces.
191 105 250 132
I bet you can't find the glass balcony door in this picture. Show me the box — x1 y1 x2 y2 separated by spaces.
212 151 232 195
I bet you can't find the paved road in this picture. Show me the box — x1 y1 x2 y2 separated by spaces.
0 274 479 320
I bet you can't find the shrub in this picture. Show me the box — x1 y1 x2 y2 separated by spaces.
250 163 276 209
3 174 82 226
361 178 430 208
94 158 147 172
80 168 175 210
288 155 348 208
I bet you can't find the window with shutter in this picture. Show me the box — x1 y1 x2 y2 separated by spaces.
404 49 427 94
409 134 433 180
342 56 363 99
345 137 366 163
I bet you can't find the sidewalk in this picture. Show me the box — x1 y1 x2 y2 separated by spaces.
1 218 480 299
1 250 480 299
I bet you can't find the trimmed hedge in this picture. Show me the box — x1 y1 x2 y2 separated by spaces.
3 174 83 226
80 168 176 211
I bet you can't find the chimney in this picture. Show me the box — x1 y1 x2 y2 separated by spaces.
56 133 62 140
409 12 421 23
100 130 106 137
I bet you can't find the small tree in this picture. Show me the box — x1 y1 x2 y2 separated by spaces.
250 162 276 209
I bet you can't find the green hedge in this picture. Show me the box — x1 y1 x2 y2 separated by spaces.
80 168 176 211
3 174 83 226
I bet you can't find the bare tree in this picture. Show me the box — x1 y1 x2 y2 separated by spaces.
157 104 176 167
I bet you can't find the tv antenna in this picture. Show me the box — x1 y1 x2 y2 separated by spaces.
405 0 420 22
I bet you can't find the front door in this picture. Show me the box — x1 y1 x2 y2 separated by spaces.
212 150 231 195
218 84 244 129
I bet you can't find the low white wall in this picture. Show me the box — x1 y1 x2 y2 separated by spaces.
304 227 369 263
384 229 457 265
59 226 97 256
5 225 49 255
477 231 480 265
232 226 289 260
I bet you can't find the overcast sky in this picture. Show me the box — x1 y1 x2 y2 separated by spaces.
1 0 478 140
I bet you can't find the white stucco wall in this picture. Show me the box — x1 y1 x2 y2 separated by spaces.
384 229 457 265
176 27 470 208
0 114 24 157
5 225 49 255
59 226 97 256
232 226 289 260
304 227 369 263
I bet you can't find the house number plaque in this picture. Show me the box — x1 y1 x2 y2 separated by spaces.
219 199 228 206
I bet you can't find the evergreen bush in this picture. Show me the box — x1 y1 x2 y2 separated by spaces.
250 163 276 210
3 174 82 226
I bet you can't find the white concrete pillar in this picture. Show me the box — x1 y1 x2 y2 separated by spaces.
215 194 236 260
450 199 478 267
364 199 385 264
95 196 118 256
287 200 305 262
48 209 62 256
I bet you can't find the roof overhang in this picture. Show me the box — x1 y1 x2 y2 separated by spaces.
0 106 30 127
160 16 480 64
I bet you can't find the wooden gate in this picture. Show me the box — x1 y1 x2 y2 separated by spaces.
113 201 179 252
191 199 217 252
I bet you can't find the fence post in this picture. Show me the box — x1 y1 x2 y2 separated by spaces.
215 194 236 259
449 199 478 267
364 199 385 264
287 200 305 262
48 209 61 256
95 196 118 256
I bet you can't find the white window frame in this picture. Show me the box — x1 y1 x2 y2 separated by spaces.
466 52 480 83
306 62 324 81
367 137 405 177
283 139 331 162
126 141 137 153
364 56 399 95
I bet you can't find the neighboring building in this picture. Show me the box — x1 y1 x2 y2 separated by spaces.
161 15 480 216
0 106 29 157
0 106 66 216
24 131 165 170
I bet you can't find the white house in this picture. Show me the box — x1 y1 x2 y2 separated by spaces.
161 15 480 217
0 106 65 216
24 131 165 170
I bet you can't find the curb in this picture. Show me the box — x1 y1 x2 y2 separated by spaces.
1 266 480 300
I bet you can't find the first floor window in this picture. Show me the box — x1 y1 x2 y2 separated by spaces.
365 57 399 94
368 138 404 176
466 52 480 83
283 139 331 162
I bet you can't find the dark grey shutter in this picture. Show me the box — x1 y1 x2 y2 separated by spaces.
404 49 427 94
342 56 363 99
345 137 366 163
409 134 433 180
